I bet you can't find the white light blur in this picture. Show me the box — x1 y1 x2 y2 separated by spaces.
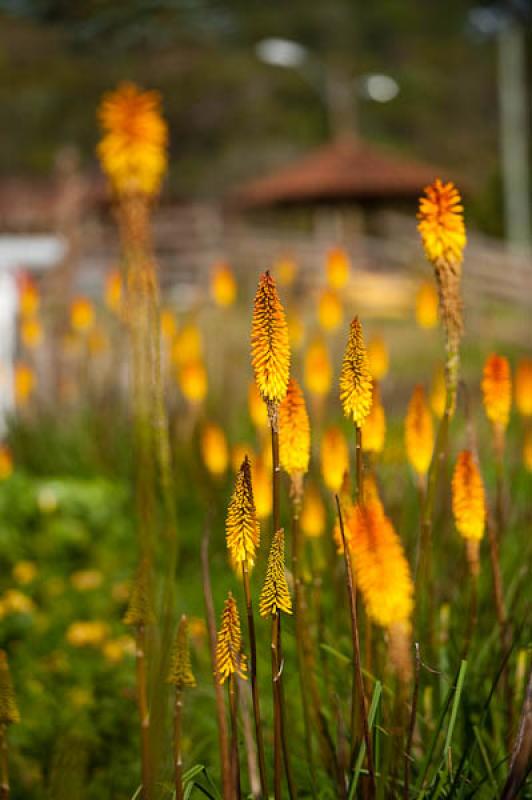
361 74 400 103
255 38 308 69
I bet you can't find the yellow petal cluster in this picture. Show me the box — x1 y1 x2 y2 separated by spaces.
515 358 532 418
304 339 332 397
279 378 310 477
259 529 292 617
339 317 373 426
415 281 439 329
211 262 237 308
326 247 350 289
320 426 349 493
300 482 325 539
248 382 268 429
253 458 272 520
167 615 197 689
481 354 512 430
201 423 228 477
18 276 39 317
367 335 389 380
70 297 95 334
14 363 36 406
317 289 343 332
405 385 433 476
20 317 43 349
215 593 247 684
451 451 485 541
251 272 290 405
226 456 260 565
417 179 466 268
362 381 386 454
97 82 168 197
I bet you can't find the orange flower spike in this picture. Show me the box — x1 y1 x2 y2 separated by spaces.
320 426 349 493
367 335 389 380
326 246 350 289
97 82 168 197
515 358 532 418
304 339 332 397
279 378 311 479
70 297 95 334
405 385 434 477
317 289 343 332
452 451 486 541
18 276 40 318
417 179 466 269
339 317 373 426
200 423 228 477
178 359 207 404
0 446 13 480
415 281 439 329
362 381 386 455
20 318 43 349
251 272 290 407
300 482 326 539
226 456 260 566
482 354 512 430
211 262 237 308
14 363 36 406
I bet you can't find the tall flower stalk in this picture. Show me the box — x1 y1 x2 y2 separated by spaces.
167 616 197 800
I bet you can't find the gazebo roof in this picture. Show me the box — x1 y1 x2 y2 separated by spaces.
231 136 444 208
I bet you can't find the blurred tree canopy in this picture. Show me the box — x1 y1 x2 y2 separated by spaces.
0 0 529 232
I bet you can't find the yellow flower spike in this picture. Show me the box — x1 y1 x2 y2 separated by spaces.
20 317 43 349
251 271 290 407
178 359 207 404
326 246 350 289
253 458 272 520
367 335 389 380
482 354 512 430
523 429 532 472
362 381 386 455
405 385 433 477
452 451 486 542
515 358 532 418
300 482 326 539
18 276 39 318
320 426 349 493
0 446 13 481
339 317 373 426
415 281 439 329
259 529 292 617
14 362 36 406
160 308 177 341
215 592 247 684
97 82 168 197
167 615 197 689
248 382 269 430
70 297 95 334
172 324 202 366
211 262 237 308
304 338 332 398
226 456 260 565
105 269 122 314
317 288 343 332
201 423 228 477
417 179 466 269
279 378 310 479
0 651 20 726
347 501 413 629
430 364 446 419
274 256 297 287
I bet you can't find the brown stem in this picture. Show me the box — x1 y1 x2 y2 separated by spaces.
404 643 421 800
238 678 261 799
135 624 152 800
277 614 297 799
242 561 268 798
173 689 184 800
271 612 283 800
494 426 506 539
270 408 281 539
335 496 376 797
0 725 9 800
201 532 232 800
229 676 241 799
355 425 363 505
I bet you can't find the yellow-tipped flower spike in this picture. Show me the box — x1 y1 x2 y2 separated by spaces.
415 281 439 329
405 385 434 477
248 381 268 430
105 269 122 314
211 262 237 307
515 358 532 418
417 179 466 269
347 501 414 628
18 275 39 318
123 560 155 628
259 529 292 617
172 324 202 367
70 297 95 334
0 446 13 480
300 481 326 539
482 354 512 430
367 335 389 380
201 423 228 477
362 381 386 455
279 378 310 478
339 317 373 426
320 426 349 493
326 246 350 289
304 338 332 397
523 429 532 472
226 456 260 566
251 271 290 406
274 256 297 287
160 308 177 341
317 288 343 332
179 359 207 404
252 459 272 520
452 451 486 541
430 364 446 419
97 82 168 197
14 362 36 406
0 651 19 726
20 317 43 349
215 592 247 684
167 615 197 688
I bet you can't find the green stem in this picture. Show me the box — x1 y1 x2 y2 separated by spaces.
271 613 282 800
355 426 363 505
228 676 241 799
173 689 184 800
135 624 152 800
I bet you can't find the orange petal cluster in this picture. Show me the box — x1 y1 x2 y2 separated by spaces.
405 385 433 476
339 317 373 426
481 354 512 429
451 451 485 541
251 272 290 405
417 179 466 268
